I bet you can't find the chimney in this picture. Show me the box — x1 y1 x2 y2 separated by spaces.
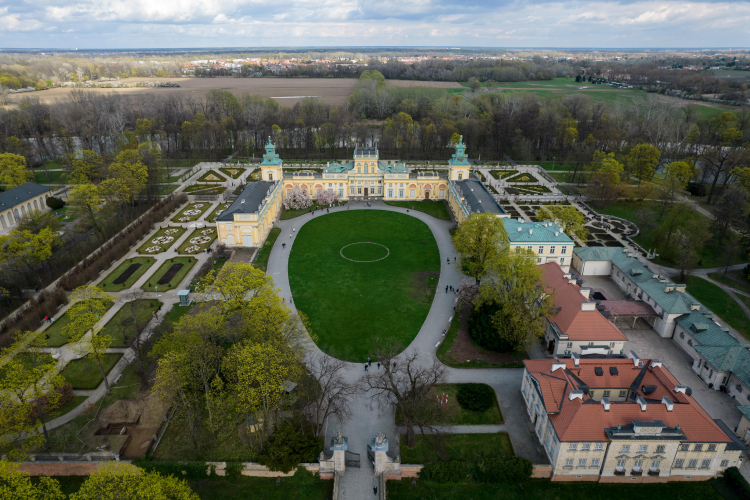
555 232 559 236
572 353 580 367
569 390 584 401
664 284 675 293
628 350 642 367
581 301 597 311
674 385 692 396
563 273 572 279
579 288 591 299
651 360 663 369
601 397 611 411
661 396 674 411
518 227 522 232
518 218 524 223
675 284 686 293
636 395 647 411
529 229 533 235
551 361 567 373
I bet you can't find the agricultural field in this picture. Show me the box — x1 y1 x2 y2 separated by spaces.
178 227 218 254
137 226 186 254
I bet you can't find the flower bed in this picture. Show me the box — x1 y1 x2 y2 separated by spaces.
196 170 227 183
99 257 157 292
171 203 209 223
206 202 231 222
137 227 186 254
488 170 519 180
219 167 246 179
505 172 538 183
177 228 217 254
142 257 197 291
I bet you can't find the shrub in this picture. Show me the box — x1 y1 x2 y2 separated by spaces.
46 196 65 209
256 424 320 473
418 461 471 483
131 459 209 480
467 301 513 352
456 384 495 412
723 467 750 497
225 462 244 479
474 457 532 483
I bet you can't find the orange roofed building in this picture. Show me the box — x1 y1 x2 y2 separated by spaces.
522 356 745 482
540 263 628 357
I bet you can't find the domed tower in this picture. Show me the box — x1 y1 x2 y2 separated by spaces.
259 137 283 182
448 136 471 181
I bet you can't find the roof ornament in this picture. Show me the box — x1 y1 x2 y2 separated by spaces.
616 424 621 431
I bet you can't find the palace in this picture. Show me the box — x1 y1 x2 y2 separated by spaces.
216 137 573 269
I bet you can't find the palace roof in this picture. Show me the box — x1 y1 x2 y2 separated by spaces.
0 183 51 211
504 219 573 244
217 181 275 221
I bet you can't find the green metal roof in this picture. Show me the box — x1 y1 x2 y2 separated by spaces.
694 344 750 372
738 406 750 420
259 137 283 166
504 218 574 244
676 311 738 347
448 135 471 167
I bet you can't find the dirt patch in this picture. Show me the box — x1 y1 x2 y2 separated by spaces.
157 263 184 285
444 308 522 365
100 399 143 428
113 263 142 285
410 271 439 303
229 247 258 263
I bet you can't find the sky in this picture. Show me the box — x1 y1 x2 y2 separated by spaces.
0 0 749 49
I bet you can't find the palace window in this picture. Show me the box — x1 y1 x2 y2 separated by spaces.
578 459 586 467
560 258 565 265
650 461 660 471
458 173 463 181
398 189 404 198
358 167 361 174
568 443 577 451
620 445 630 452
603 391 610 397
721 460 729 467
700 459 710 469
656 445 665 453
694 444 703 452
527 246 533 252
538 246 544 254
616 460 625 471
561 246 568 254
581 444 590 451
226 224 232 231
687 459 697 469
591 458 600 467
679 444 690 452
638 445 648 453
550 246 556 255
595 443 603 451
388 189 394 198
350 187 356 195
708 444 717 452
564 459 574 467
674 459 684 468
633 460 643 472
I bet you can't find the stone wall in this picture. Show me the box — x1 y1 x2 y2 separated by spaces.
206 461 320 478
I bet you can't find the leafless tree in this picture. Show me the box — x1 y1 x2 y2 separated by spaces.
362 344 447 448
302 355 357 437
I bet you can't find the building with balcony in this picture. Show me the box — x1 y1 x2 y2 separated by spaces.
522 356 745 482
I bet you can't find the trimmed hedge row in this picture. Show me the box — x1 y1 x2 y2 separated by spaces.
418 457 532 484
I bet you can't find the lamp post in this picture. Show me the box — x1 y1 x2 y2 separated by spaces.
155 285 159 301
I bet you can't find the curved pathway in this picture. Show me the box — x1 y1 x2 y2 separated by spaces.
266 200 546 500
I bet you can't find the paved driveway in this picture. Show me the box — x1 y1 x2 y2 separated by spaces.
623 326 743 427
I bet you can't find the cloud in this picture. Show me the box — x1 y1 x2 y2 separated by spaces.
0 0 745 47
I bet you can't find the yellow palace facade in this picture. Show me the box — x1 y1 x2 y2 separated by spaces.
216 138 573 271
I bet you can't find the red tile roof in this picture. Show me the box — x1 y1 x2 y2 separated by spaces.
524 358 731 443
540 263 627 342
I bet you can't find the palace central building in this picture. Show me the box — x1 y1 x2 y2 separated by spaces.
217 137 574 269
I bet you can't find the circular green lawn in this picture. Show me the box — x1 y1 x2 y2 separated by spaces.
288 210 440 361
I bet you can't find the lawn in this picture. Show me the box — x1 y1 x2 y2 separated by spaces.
505 172 538 183
98 257 157 291
60 353 123 390
44 300 114 347
157 184 180 195
196 170 227 183
219 167 246 179
396 384 503 426
288 211 440 361
685 276 750 341
280 201 339 220
54 473 333 500
384 200 451 220
137 226 186 254
388 477 725 500
142 257 197 292
540 161 578 171
52 206 77 222
707 271 750 296
34 170 67 184
177 227 217 254
549 172 578 183
47 395 88 420
400 433 514 464
206 202 231 222
253 227 281 272
98 299 161 347
488 170 519 180
171 202 211 223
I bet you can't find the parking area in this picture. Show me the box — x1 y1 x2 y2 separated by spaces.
623 326 743 427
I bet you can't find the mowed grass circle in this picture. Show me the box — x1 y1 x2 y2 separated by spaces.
288 211 440 361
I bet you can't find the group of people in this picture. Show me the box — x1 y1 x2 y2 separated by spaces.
363 357 381 372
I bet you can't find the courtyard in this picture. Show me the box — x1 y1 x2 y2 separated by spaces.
287 210 440 361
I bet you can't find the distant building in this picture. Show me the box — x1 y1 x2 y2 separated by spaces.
523 356 746 482
0 182 52 230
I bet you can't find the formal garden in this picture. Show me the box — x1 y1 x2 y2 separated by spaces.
44 299 115 347
142 257 197 291
60 353 123 390
98 257 157 291
178 227 217 254
137 227 186 254
98 299 162 347
171 203 211 223
219 167 246 179
288 210 440 361
206 202 231 222
196 170 227 183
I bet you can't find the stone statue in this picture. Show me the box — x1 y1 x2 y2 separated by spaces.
333 430 345 445
375 432 387 446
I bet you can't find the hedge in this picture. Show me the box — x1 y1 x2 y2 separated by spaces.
456 383 495 412
723 467 750 497
418 461 471 483
418 457 533 484
131 459 212 480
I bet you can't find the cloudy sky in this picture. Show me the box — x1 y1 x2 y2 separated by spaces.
0 0 748 49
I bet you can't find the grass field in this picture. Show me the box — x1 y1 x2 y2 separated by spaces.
98 257 156 291
396 384 503 426
388 477 725 500
35 170 67 184
707 271 750 296
288 211 440 361
183 185 225 194
685 276 750 341
384 200 451 220
171 202 211 223
142 257 197 291
98 299 160 347
549 172 577 183
157 184 180 195
44 300 114 347
280 201 339 220
177 227 217 254
47 395 88 420
253 227 281 272
60 353 123 390
52 206 77 222
206 202 231 222
137 226 186 254
400 433 514 464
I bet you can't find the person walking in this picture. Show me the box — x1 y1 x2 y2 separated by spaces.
377 362 381 370
373 486 378 495
364 364 368 372
446 258 450 264
445 285 448 293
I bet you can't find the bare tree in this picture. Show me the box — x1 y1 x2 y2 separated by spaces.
302 355 357 437
362 344 447 447
120 289 156 387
